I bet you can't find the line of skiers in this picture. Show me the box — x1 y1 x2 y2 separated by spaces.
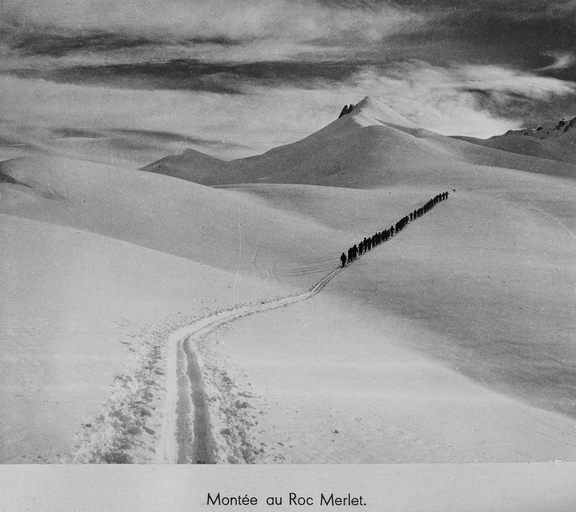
340 191 450 268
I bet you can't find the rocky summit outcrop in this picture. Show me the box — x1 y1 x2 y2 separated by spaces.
338 104 356 118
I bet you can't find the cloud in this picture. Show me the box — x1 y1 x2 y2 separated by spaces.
346 62 576 136
4 0 575 91
1 0 422 43
492 0 576 20
8 31 157 58
393 0 576 21
4 59 369 93
0 74 345 157
456 64 576 98
539 52 576 72
3 0 575 164
0 1 425 82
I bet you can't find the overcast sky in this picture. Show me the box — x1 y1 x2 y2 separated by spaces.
1 0 576 157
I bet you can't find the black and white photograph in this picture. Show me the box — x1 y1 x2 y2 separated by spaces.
1 0 576 509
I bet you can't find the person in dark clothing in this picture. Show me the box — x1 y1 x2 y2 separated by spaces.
340 252 347 267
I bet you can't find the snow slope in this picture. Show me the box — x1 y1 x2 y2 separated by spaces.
0 154 370 462
1 96 575 463
0 122 218 169
0 155 347 288
202 177 576 462
0 213 285 462
455 115 576 165
142 96 575 187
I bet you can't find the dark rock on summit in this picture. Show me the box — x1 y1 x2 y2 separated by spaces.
338 104 355 118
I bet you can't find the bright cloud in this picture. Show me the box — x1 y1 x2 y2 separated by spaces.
456 64 576 97
2 0 422 43
539 52 576 72
342 62 576 137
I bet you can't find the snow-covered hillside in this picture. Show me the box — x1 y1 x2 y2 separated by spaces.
456 115 576 165
1 97 575 463
142 97 575 186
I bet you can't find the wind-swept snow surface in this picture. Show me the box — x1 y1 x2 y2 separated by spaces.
1 97 575 463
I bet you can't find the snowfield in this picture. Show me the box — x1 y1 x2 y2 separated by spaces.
1 97 575 463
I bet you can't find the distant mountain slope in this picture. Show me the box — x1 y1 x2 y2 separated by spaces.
454 116 576 165
141 147 229 182
142 97 575 187
0 123 230 169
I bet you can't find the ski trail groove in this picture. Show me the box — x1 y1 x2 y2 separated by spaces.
175 339 193 463
156 265 342 463
182 336 215 463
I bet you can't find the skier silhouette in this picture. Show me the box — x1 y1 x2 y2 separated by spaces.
340 253 347 268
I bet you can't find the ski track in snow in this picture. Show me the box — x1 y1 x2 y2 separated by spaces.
156 264 342 463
